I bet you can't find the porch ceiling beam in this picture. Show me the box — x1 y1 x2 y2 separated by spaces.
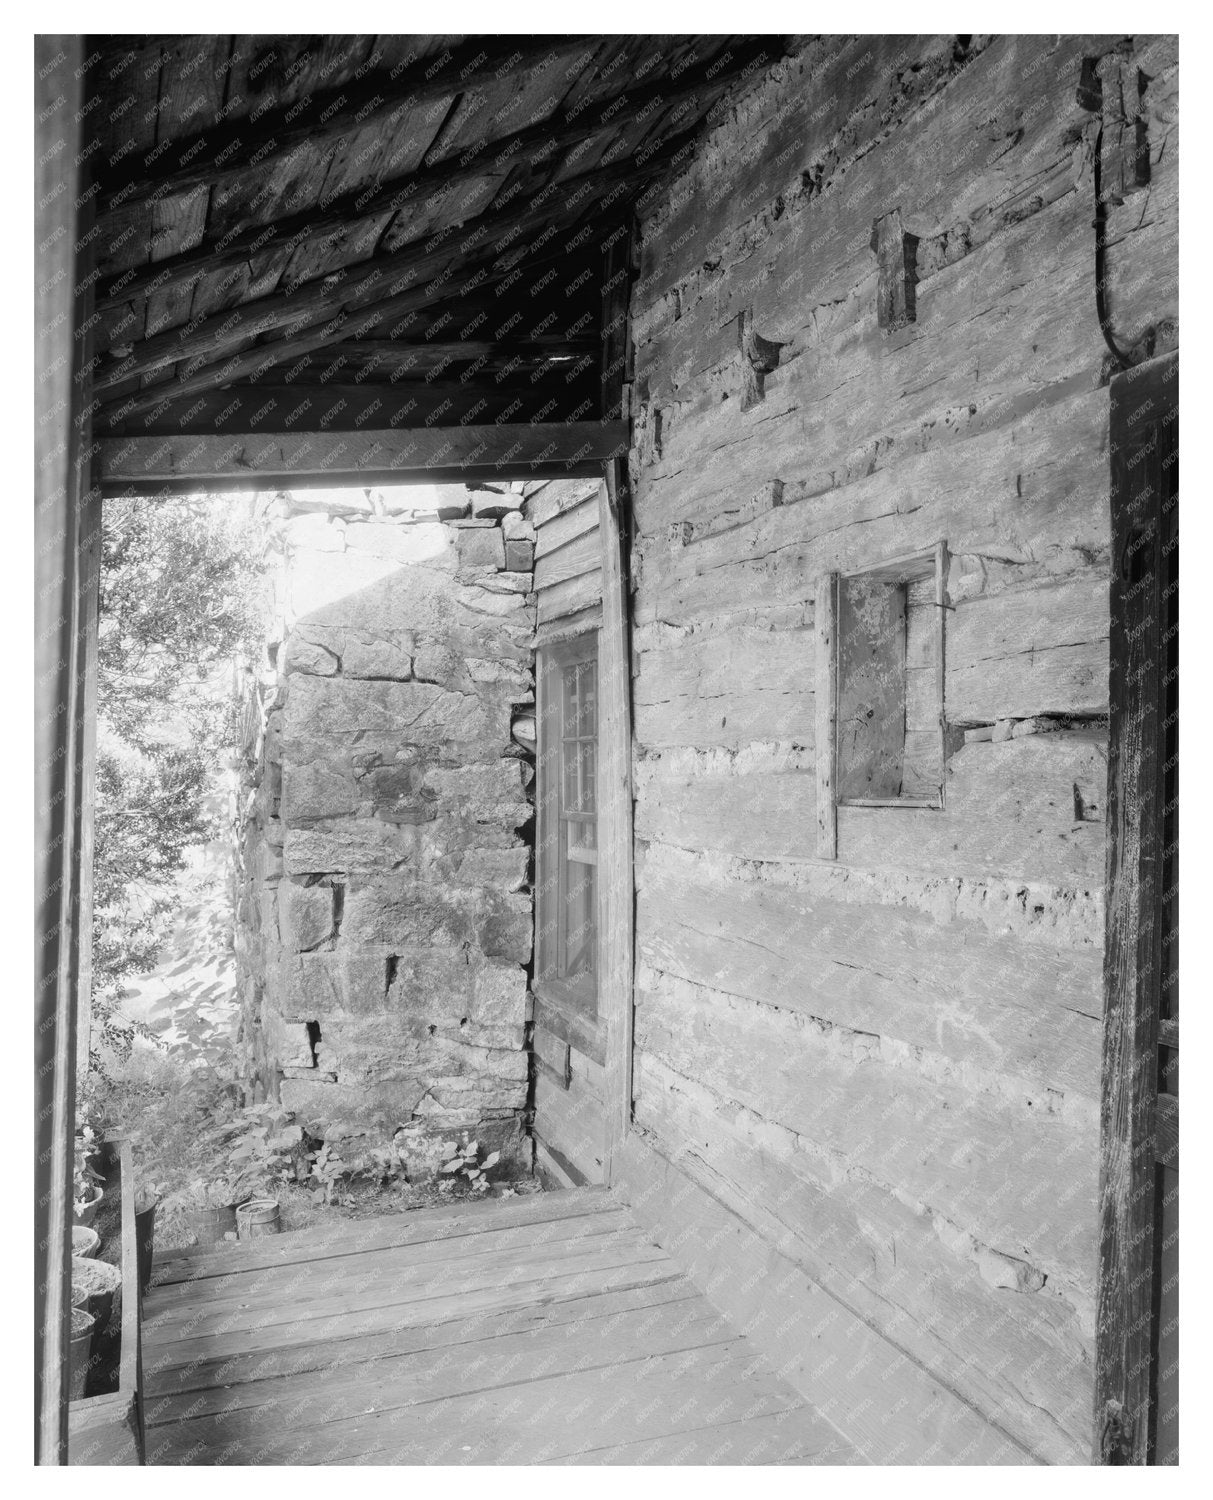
98 36 589 214
99 377 601 439
97 421 629 485
101 460 609 497
95 128 693 382
96 44 763 311
96 228 613 427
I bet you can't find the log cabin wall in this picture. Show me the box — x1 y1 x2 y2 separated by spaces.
527 477 609 1185
617 34 1177 1465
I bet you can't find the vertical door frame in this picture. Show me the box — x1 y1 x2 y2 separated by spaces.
1094 348 1178 1463
597 462 634 1181
35 34 98 1463
598 218 636 1182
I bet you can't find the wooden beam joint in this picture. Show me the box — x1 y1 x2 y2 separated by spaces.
870 208 919 332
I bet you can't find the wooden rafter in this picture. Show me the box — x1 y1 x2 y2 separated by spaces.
98 136 696 423
95 123 698 388
99 36 590 212
96 44 762 311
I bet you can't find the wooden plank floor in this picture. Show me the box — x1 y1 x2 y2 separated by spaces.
142 1186 856 1465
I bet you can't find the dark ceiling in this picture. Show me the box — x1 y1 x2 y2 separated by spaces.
85 34 783 445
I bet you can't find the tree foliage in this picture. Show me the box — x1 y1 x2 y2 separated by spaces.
91 494 264 1062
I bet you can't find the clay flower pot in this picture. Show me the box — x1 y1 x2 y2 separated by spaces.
182 1203 238 1246
72 1225 101 1258
134 1197 158 1294
71 1255 121 1352
68 1307 95 1400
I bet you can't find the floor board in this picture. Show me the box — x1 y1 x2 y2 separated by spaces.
141 1186 856 1466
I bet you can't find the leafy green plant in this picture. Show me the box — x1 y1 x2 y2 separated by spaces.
90 493 265 1065
437 1137 500 1194
307 1137 403 1206
72 1125 103 1216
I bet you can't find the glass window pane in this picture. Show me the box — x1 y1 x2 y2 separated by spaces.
563 861 596 978
563 740 596 813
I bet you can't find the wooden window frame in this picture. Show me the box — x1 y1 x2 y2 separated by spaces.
816 542 948 857
535 629 601 1023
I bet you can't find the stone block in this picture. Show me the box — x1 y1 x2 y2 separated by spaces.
341 634 413 681
283 675 494 749
268 1014 315 1069
443 846 530 892
456 527 506 571
471 963 529 1026
284 952 345 1018
283 634 340 676
412 645 473 692
280 881 336 951
471 487 523 520
504 539 534 572
281 758 361 824
280 1078 429 1136
344 949 391 1014
502 510 535 542
343 879 476 948
284 819 422 876
475 891 533 963
422 758 527 809
343 520 454 567
387 945 471 1021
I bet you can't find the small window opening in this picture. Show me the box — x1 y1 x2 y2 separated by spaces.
835 545 946 808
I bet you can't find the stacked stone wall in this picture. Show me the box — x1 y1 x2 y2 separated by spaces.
233 485 536 1176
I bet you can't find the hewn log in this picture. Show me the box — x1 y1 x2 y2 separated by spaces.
98 422 628 485
626 1074 1090 1463
635 841 1103 1105
634 730 1107 886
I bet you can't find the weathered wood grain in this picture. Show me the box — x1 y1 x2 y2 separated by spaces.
533 524 601 592
153 1184 613 1278
99 423 628 484
598 461 635 1179
533 495 599 558
1095 351 1177 1464
635 730 1107 885
628 1071 1092 1463
535 568 602 624
634 622 815 749
635 843 1103 1104
615 1131 1037 1466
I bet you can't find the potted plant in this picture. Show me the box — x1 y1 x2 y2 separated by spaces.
179 1176 247 1246
134 1181 164 1293
71 1255 121 1343
69 1307 95 1400
73 1127 105 1227
72 1224 101 1258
